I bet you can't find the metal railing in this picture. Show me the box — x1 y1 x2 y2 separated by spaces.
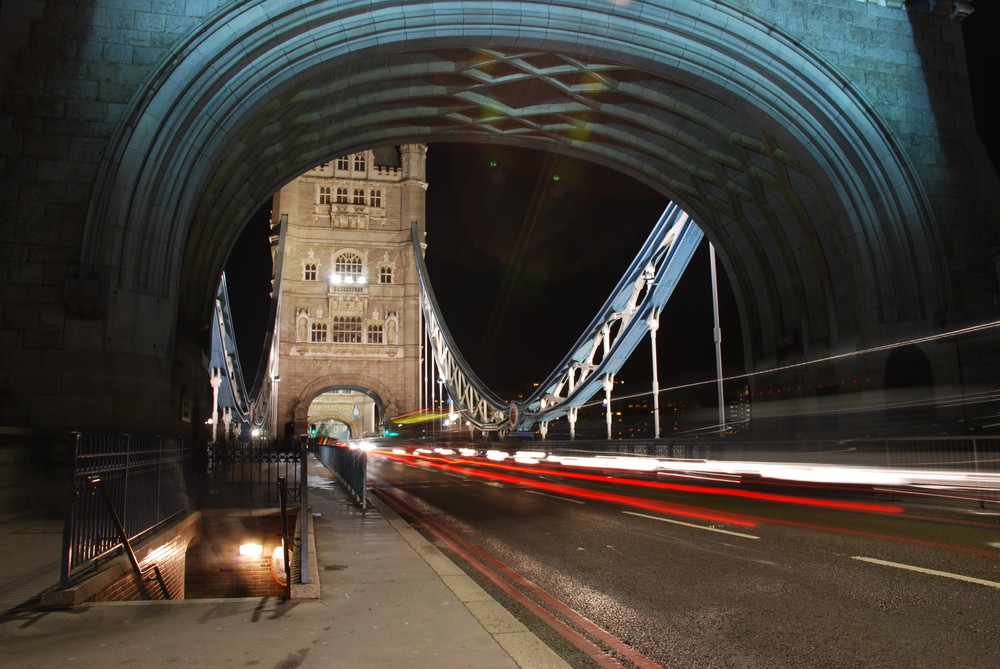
60 432 199 588
312 438 367 508
87 475 170 598
205 438 301 506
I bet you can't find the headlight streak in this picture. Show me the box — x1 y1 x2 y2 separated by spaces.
376 451 758 528
376 450 1000 559
377 450 904 514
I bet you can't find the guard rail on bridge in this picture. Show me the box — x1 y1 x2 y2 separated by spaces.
59 432 199 589
311 438 367 508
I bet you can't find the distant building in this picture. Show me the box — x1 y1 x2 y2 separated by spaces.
270 145 428 438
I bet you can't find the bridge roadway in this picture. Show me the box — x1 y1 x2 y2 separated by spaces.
368 446 1000 668
3 446 998 668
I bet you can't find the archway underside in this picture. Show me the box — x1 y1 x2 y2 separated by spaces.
87 1 944 374
181 45 938 365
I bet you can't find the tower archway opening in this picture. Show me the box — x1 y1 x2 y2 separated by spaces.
306 388 382 440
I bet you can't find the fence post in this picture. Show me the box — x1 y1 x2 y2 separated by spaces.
59 432 81 589
299 437 309 585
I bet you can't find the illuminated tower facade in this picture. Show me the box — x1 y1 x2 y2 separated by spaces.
271 145 427 438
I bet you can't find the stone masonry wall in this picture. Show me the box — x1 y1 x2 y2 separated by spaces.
0 1 229 430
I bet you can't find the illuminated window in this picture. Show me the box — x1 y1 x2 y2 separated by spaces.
333 253 363 279
318 186 332 204
303 263 317 281
332 316 362 343
367 323 383 344
353 188 365 205
370 189 382 207
310 323 327 342
379 266 393 284
336 157 349 170
335 187 348 204
353 153 365 171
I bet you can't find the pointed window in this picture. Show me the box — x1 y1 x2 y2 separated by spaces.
310 323 328 342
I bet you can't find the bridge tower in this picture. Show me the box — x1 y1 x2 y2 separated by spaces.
270 144 428 438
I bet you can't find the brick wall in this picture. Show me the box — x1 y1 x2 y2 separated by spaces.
89 517 199 602
184 511 294 599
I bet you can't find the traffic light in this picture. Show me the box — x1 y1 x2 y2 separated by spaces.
309 423 317 437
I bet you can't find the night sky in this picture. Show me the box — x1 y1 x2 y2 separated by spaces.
225 6 997 402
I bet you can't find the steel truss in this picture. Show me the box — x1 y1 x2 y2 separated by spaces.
412 203 703 434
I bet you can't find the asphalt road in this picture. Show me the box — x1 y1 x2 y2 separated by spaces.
367 450 1000 669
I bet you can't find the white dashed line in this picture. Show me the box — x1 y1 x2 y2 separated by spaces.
851 556 1000 589
525 490 586 504
623 511 760 539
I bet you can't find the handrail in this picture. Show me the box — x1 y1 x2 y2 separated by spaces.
87 475 170 599
277 476 292 594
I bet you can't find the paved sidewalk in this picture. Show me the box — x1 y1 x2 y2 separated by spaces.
0 455 569 668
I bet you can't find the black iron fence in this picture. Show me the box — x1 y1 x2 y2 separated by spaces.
204 438 302 507
60 433 199 588
312 438 367 508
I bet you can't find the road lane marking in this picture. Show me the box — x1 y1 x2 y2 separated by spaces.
623 511 760 539
526 490 586 504
851 556 1000 589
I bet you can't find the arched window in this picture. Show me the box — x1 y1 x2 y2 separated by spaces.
318 186 332 204
310 323 328 342
352 188 365 205
367 323 383 344
332 316 362 343
335 187 348 204
336 156 349 170
353 153 366 171
333 253 364 282
303 262 317 281
369 189 382 207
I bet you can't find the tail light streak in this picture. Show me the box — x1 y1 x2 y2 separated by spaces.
378 450 757 527
377 449 903 515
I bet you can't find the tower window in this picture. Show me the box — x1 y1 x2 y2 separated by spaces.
336 157 349 170
332 316 362 343
336 187 348 204
303 263 317 281
370 189 382 207
367 324 384 344
379 266 393 284
353 188 365 205
318 186 332 205
353 153 366 171
330 252 366 284
310 323 328 342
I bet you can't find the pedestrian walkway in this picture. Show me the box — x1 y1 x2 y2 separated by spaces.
0 455 570 668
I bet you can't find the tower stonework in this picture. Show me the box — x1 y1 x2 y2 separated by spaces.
272 145 428 436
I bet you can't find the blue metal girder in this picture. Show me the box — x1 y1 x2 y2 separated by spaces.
519 204 703 427
413 203 703 433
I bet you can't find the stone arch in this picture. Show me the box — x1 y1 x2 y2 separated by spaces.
81 0 944 373
293 374 396 432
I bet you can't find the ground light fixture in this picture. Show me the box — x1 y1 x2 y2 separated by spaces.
239 543 263 557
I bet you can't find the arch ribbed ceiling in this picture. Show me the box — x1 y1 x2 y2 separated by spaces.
84 0 942 364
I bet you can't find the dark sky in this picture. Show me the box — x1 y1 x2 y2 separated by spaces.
226 7 997 400
422 142 740 398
